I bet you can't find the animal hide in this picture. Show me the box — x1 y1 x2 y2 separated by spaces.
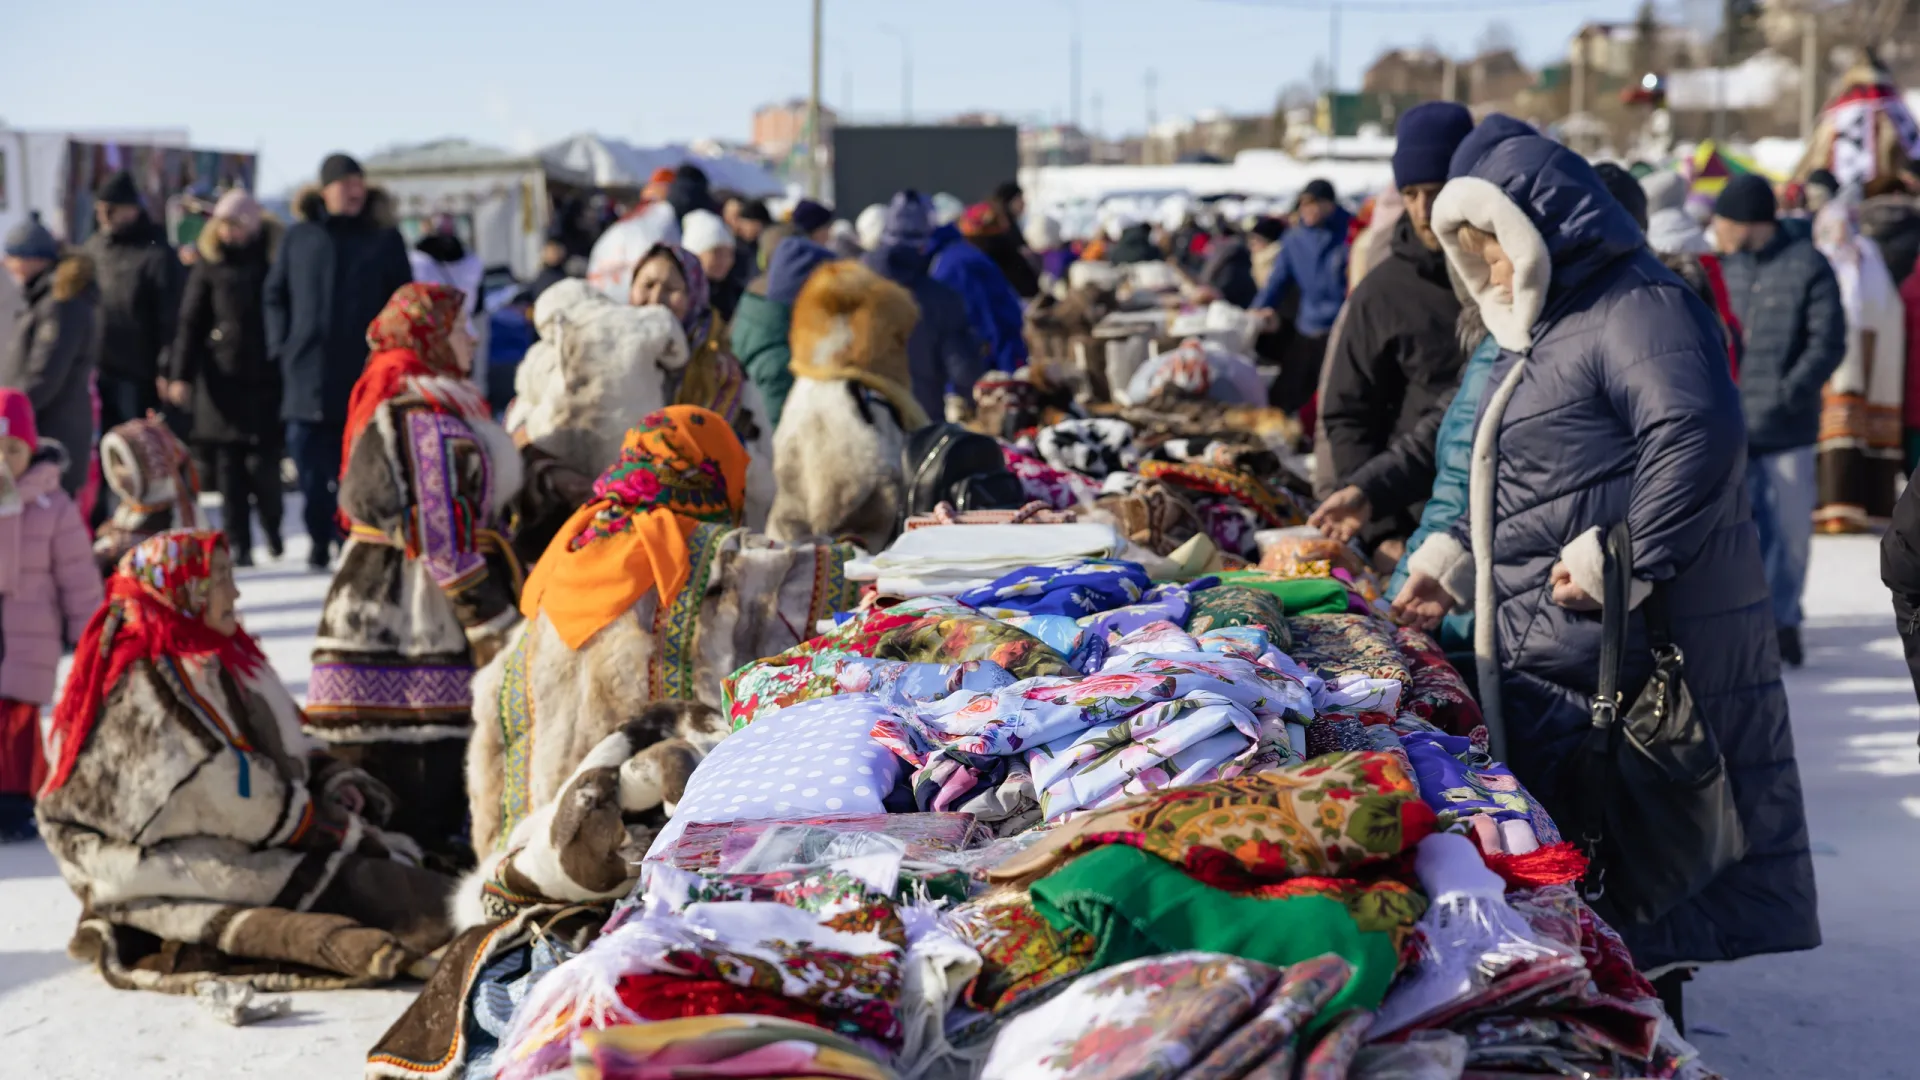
465 527 857 856
770 260 923 549
507 280 775 527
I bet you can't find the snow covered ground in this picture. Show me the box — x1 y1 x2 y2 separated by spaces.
2 533 1915 1078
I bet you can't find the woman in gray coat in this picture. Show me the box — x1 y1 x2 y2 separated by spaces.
1395 116 1819 982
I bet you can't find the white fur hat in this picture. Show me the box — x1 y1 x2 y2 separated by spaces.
680 209 733 256
1024 214 1062 251
855 204 888 251
931 192 966 227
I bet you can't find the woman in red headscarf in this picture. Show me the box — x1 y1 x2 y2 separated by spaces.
38 530 453 993
305 282 524 863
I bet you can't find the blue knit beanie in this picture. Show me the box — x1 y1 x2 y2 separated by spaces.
3 212 59 261
1392 102 1475 189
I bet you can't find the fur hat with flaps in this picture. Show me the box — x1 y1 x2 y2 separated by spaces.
787 260 929 429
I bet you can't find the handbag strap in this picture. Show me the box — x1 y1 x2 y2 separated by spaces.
1594 523 1633 725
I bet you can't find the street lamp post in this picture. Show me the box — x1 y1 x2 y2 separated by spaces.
880 24 912 123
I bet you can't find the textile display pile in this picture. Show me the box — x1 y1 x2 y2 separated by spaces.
369 373 1720 1080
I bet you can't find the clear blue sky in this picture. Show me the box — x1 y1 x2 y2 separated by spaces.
4 0 1653 194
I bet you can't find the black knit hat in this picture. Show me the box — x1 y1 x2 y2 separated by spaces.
95 170 141 208
319 153 364 187
1249 216 1286 243
1594 162 1649 232
1713 174 1777 225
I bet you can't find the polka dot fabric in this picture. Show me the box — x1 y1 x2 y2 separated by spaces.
645 694 905 858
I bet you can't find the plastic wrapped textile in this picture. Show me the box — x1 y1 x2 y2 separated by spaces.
1257 525 1371 577
1068 580 1210 671
1349 1031 1469 1079
1299 1009 1374 1080
979 952 1278 1080
986 752 1437 891
1124 338 1269 407
1028 844 1420 1018
1400 731 1564 863
1370 834 1582 1039
656 812 983 873
570 1016 894 1080
1181 955 1353 1080
498 862 913 1077
945 890 1099 1018
903 501 1081 531
1210 569 1354 614
1136 459 1306 531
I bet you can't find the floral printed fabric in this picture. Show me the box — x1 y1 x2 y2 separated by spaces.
875 639 1315 819
1182 954 1354 1080
1211 570 1356 615
501 861 912 1071
946 891 1099 1018
1030 844 1422 1019
569 408 740 551
1285 614 1410 685
979 951 1278 1080
1186 585 1290 645
1401 731 1563 852
987 751 1437 890
724 653 1015 730
1394 625 1485 739
658 812 981 872
1003 444 1106 510
957 560 1150 619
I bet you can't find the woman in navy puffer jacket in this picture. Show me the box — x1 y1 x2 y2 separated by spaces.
1395 116 1819 973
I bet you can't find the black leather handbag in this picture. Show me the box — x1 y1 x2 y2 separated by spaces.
1564 523 1748 929
903 424 1028 518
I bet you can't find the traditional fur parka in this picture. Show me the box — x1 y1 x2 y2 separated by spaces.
769 260 927 550
37 640 449 991
505 279 776 529
305 379 525 745
464 526 856 861
92 415 206 574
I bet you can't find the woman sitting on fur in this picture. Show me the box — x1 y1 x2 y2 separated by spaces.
39 530 453 993
465 406 856 891
305 283 524 863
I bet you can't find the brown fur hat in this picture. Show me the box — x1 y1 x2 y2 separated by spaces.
787 259 927 427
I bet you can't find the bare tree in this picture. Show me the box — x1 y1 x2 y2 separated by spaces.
1279 79 1318 110
1310 57 1334 95
1632 0 1663 77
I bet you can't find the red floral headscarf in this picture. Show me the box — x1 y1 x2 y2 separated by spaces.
341 283 472 481
44 530 264 794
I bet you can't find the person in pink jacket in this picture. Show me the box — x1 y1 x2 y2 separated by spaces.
0 389 103 839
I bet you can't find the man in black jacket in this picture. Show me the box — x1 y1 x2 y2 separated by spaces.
1309 102 1475 561
83 171 178 444
264 153 413 570
1881 471 1920 762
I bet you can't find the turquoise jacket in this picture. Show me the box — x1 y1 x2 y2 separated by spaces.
1389 332 1498 653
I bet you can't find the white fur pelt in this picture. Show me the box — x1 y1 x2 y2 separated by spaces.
768 377 909 551
506 279 775 527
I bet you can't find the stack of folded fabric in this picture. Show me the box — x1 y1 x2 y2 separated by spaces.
846 523 1127 598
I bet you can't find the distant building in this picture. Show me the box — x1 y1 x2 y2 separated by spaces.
1141 110 1279 165
752 99 837 160
1363 48 1448 98
1571 20 1704 80
1019 124 1095 169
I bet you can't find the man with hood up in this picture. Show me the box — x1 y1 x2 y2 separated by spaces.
264 153 414 571
927 205 1029 374
864 191 986 422
83 171 178 440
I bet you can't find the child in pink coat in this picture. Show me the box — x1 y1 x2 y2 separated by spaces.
0 389 103 839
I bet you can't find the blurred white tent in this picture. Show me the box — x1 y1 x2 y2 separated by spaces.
539 135 785 198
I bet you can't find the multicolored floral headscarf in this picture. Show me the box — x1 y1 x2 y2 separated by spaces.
520 406 749 649
45 530 265 794
365 281 467 375
638 242 715 354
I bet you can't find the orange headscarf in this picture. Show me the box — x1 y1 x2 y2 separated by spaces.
341 282 469 482
520 406 748 649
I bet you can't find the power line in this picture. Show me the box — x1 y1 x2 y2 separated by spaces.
1204 0 1594 12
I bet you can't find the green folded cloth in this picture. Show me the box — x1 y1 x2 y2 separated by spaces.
1028 844 1420 1025
1210 572 1352 615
